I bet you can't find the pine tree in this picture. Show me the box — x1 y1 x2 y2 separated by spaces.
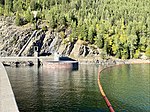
24 8 33 23
15 11 21 26
4 0 13 15
13 0 23 12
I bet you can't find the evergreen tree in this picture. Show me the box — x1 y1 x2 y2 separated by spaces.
24 8 33 23
4 0 13 15
13 0 23 12
15 11 21 26
0 0 149 59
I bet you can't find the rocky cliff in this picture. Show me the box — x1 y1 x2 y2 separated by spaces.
0 16 101 58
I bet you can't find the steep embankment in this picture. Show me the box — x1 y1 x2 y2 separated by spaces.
0 16 100 58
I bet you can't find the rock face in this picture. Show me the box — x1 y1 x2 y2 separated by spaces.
0 16 100 58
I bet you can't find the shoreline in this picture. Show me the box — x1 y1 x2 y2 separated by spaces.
2 58 150 67
1 58 149 112
79 59 150 65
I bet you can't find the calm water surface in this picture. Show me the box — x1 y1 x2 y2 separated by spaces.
6 65 108 112
101 64 150 112
6 64 150 112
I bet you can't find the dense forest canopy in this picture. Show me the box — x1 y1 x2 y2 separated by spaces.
0 0 150 59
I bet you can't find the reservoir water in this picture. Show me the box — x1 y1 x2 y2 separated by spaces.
6 64 150 112
101 64 150 112
6 65 108 112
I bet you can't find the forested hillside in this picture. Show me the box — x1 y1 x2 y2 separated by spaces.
0 0 150 59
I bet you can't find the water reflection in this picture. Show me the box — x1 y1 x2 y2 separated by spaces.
101 64 150 112
6 65 108 112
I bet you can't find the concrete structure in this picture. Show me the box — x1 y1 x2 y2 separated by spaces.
0 62 19 112
43 61 78 70
0 56 79 70
0 56 53 65
43 56 79 70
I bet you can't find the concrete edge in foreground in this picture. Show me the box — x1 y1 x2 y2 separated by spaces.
0 62 19 112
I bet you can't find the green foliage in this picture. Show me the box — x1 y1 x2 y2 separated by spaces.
95 34 104 48
30 0 42 11
59 15 67 26
145 46 150 58
13 0 23 12
42 26 48 31
24 8 33 23
1 0 149 59
134 50 140 59
0 6 4 15
49 15 57 29
116 51 122 59
4 0 13 15
77 24 88 41
88 25 96 44
60 31 65 39
15 11 21 26
122 49 129 59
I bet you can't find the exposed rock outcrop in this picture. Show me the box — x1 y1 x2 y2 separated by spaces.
0 16 100 58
